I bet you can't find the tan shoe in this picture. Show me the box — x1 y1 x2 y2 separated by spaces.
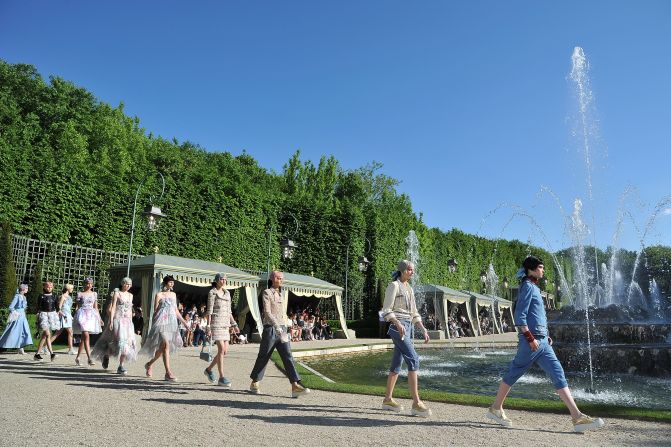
249 381 261 395
573 414 605 433
486 407 512 428
381 398 404 413
291 383 311 398
411 401 432 418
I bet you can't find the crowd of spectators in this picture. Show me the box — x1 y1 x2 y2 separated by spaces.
287 305 333 342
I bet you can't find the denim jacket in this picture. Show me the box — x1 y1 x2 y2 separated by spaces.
514 278 547 336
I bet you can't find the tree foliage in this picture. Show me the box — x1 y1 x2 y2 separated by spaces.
1 60 668 318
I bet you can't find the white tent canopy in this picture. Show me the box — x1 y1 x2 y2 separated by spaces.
258 272 349 338
109 254 261 338
416 284 476 339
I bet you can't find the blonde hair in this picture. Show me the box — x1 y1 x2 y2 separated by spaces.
62 283 74 294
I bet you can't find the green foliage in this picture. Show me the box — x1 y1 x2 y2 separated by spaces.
2 60 668 321
28 261 43 313
0 221 18 307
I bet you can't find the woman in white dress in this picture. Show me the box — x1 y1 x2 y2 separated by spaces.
140 276 189 381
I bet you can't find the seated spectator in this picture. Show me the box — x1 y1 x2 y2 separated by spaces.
304 316 315 341
229 326 240 344
320 317 333 340
132 307 144 335
184 314 193 347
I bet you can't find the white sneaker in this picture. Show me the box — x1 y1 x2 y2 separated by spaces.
291 383 311 398
67 348 76 355
573 414 605 433
381 398 404 413
411 401 432 418
18 348 25 355
486 407 512 428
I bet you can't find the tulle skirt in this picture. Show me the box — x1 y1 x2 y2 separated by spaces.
92 316 137 362
139 308 182 356
73 308 103 334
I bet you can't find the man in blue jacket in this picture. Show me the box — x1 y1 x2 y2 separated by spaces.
485 256 605 433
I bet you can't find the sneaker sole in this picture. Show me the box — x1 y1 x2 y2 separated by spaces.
291 391 311 398
248 389 261 395
574 420 605 433
218 384 232 389
486 412 512 428
411 409 432 418
204 371 216 384
381 404 404 413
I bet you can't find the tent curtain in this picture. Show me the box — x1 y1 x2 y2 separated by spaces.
244 286 261 332
334 294 350 339
432 292 446 339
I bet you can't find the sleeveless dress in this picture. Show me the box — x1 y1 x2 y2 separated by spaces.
92 291 137 362
60 295 73 329
140 293 183 356
0 294 33 348
73 292 103 334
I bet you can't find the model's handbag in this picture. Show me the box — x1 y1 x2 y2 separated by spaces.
199 336 212 362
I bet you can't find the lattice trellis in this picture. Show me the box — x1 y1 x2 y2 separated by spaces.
11 235 140 294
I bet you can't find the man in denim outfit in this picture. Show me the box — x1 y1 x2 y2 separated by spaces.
486 256 605 433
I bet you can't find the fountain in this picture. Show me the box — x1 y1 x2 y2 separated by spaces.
548 47 671 378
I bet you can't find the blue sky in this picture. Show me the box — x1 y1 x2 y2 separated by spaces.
2 1 670 252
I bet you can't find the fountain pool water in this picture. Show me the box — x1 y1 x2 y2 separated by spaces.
301 348 671 410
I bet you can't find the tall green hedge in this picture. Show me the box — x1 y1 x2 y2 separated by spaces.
1 60 667 318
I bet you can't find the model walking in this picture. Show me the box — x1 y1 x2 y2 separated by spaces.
35 281 59 362
0 284 33 354
73 278 104 366
380 260 431 417
203 273 239 387
249 271 310 398
140 276 189 381
50 284 75 354
92 277 137 375
486 256 605 433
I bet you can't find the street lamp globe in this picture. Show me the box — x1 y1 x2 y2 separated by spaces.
280 238 297 260
447 258 458 273
358 256 370 272
143 204 167 231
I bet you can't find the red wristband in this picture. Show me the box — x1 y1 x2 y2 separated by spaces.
523 330 535 343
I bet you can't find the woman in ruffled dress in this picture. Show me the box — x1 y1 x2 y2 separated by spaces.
92 277 137 375
0 284 33 354
140 276 189 381
73 277 103 366
50 284 75 354
35 281 60 362
203 273 239 387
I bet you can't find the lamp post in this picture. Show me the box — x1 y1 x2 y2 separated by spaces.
480 270 487 294
127 172 167 277
344 238 371 319
447 258 458 273
266 213 299 278
502 276 509 300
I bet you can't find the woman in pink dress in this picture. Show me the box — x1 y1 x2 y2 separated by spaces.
73 278 103 366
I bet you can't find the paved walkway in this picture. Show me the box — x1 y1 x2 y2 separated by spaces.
1 335 669 446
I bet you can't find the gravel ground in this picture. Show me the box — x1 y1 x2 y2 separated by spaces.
1 340 669 447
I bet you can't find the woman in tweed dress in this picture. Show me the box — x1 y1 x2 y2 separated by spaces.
203 273 239 387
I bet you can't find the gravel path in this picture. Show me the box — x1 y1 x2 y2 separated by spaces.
1 341 669 447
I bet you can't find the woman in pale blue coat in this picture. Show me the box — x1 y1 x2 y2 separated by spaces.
0 284 33 354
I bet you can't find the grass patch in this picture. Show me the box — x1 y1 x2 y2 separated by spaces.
271 353 671 423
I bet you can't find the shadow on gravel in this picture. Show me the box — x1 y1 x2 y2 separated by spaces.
0 360 189 393
143 397 570 433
